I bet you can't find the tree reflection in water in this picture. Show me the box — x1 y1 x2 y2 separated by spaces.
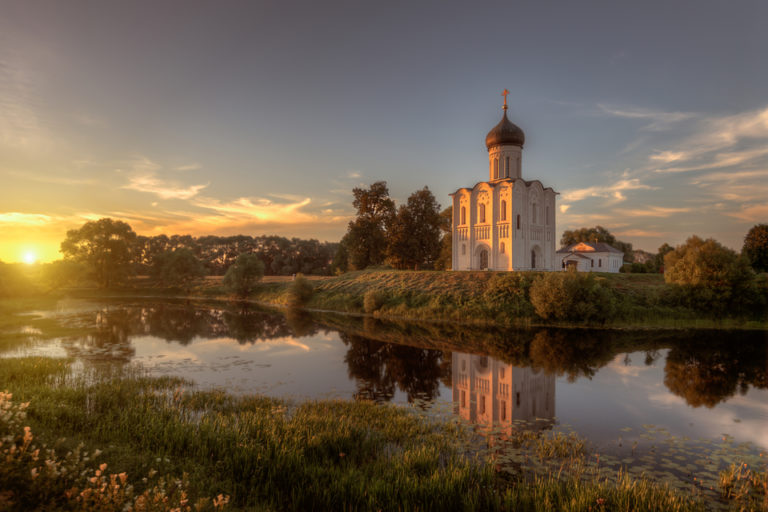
55 301 768 411
664 333 768 408
341 333 449 405
61 307 137 369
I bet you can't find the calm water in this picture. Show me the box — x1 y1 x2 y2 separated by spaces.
4 298 768 456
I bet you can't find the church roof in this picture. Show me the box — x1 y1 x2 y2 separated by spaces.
485 109 525 149
449 177 557 196
556 242 624 254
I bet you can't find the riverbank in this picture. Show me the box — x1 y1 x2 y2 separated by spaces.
31 268 766 330
247 269 768 330
4 356 764 511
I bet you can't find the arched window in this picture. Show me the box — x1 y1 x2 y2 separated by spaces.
546 206 550 225
505 156 510 177
493 159 499 179
591 259 594 267
500 242 505 254
532 203 537 224
460 206 466 225
531 250 536 268
598 259 602 267
479 204 486 223
516 214 521 229
479 249 489 270
461 244 466 255
501 200 507 221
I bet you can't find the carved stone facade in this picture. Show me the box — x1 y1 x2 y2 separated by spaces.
450 100 557 271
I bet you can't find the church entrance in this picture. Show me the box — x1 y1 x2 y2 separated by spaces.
531 245 542 269
479 249 489 270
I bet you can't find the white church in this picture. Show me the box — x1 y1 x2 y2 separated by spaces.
451 93 558 271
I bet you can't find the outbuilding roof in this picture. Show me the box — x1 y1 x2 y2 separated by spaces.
556 242 624 254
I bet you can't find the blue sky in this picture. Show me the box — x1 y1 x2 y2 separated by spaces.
1 0 766 261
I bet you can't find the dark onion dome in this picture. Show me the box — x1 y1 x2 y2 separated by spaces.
485 109 525 149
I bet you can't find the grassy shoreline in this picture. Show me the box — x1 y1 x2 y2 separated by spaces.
26 268 766 330
4 357 765 511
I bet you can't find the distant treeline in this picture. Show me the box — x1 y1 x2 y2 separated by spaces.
133 234 338 276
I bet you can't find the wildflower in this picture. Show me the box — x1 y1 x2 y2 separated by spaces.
30 468 39 479
100 462 108 472
118 472 128 484
596 497 606 505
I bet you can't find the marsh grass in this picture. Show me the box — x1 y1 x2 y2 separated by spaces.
5 357 767 510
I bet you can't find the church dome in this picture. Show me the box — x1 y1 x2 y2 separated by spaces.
485 109 525 149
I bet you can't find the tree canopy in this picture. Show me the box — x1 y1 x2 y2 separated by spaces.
386 187 442 270
151 248 205 290
344 181 396 270
60 218 137 288
223 253 265 298
742 224 768 273
560 225 634 263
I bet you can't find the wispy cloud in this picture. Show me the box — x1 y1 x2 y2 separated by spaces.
598 104 694 131
650 106 768 173
123 174 208 200
614 206 691 218
120 157 208 200
613 229 667 238
560 178 655 203
0 212 52 225
726 203 768 222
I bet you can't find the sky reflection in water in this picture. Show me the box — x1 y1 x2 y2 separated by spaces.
6 298 767 453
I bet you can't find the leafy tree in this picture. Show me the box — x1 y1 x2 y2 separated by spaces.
742 224 768 273
151 248 205 290
344 181 396 270
223 253 265 298
560 225 634 263
664 236 755 313
434 206 453 271
60 218 137 288
331 234 350 274
386 187 442 270
654 243 674 272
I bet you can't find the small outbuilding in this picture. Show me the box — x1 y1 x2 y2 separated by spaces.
556 242 623 272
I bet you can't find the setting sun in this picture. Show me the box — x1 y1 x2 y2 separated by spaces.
22 251 37 265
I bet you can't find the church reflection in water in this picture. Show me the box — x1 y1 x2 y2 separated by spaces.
452 352 555 431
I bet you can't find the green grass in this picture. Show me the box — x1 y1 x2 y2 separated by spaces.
5 356 766 511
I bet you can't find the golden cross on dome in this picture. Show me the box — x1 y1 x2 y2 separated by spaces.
502 89 510 110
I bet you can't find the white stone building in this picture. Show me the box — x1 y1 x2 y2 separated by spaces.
450 96 557 271
556 242 624 272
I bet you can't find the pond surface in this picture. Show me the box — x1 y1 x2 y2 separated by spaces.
4 298 767 461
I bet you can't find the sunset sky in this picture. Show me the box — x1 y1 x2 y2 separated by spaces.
1 0 767 263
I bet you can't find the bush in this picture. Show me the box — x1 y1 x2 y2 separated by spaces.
363 289 385 313
287 273 313 307
529 271 617 324
223 254 265 298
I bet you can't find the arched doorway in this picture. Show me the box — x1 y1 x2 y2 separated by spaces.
531 245 542 269
479 249 489 270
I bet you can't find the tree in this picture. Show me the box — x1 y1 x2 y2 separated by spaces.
151 248 205 290
60 218 138 288
344 181 396 270
560 225 634 263
743 224 768 273
386 187 442 270
654 243 674 272
223 253 265 298
434 206 453 271
664 236 755 312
